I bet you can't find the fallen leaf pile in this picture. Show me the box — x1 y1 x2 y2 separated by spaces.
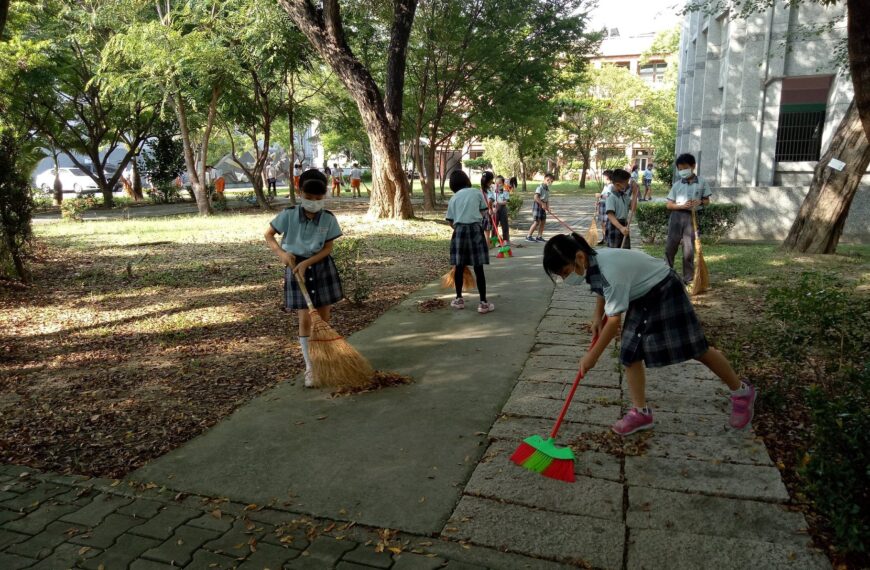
568 430 652 458
416 298 447 312
329 371 413 398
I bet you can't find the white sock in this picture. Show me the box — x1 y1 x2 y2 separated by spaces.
300 336 312 371
731 381 750 395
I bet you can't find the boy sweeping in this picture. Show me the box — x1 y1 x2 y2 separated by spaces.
265 169 343 387
604 169 633 248
665 153 711 285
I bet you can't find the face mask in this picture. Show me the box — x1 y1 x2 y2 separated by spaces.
300 198 324 213
678 168 693 179
563 272 585 286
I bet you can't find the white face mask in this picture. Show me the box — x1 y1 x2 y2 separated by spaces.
678 168 693 179
563 272 585 286
300 198 324 213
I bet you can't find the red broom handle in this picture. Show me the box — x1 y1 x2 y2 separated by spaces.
549 317 607 439
546 208 576 234
481 188 506 247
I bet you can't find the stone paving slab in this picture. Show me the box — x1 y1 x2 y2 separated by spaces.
517 366 620 387
643 432 773 466
627 528 830 570
643 390 728 415
444 495 625 569
465 443 623 520
644 410 732 436
625 455 790 501
501 394 621 426
627 487 812 545
534 331 585 346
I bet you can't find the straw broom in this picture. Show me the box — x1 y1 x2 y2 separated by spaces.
690 207 710 295
292 268 374 388
585 198 600 244
441 266 476 291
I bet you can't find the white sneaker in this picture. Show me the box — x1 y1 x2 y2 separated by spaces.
303 370 314 388
450 297 465 310
478 302 495 314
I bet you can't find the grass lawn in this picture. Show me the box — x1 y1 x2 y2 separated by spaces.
0 206 452 477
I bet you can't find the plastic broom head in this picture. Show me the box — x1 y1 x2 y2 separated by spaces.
510 435 575 482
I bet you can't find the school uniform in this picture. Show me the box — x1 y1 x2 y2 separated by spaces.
598 184 612 224
643 169 653 188
531 184 550 221
585 249 709 368
481 189 495 232
270 206 343 310
605 189 632 248
494 187 511 242
350 168 362 192
665 175 712 283
446 187 489 266
293 166 301 191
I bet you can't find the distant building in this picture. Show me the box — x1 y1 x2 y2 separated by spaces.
675 3 865 186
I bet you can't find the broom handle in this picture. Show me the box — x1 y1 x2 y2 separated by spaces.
549 318 606 439
290 262 316 311
482 188 506 247
547 208 575 234
620 208 634 249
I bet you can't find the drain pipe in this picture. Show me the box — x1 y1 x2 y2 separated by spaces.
751 6 776 187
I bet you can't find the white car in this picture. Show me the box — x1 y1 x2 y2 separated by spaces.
34 167 99 196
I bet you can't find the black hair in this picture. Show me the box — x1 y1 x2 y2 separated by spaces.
299 168 327 196
481 171 494 189
603 169 613 179
509 176 518 187
495 175 505 183
610 168 630 183
631 164 638 172
449 170 471 193
675 153 696 167
544 172 555 180
542 233 597 283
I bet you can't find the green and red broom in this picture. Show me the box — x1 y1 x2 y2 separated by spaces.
483 189 512 258
510 324 605 482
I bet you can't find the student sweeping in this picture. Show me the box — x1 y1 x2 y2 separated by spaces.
494 175 511 244
480 171 496 246
595 169 613 244
542 233 756 435
665 153 712 285
446 170 495 314
604 169 633 248
265 169 343 388
526 173 554 242
349 163 363 198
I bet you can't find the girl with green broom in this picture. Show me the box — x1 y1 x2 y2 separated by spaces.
265 169 344 388
446 170 495 314
541 233 756 434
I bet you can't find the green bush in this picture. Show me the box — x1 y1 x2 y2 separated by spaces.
635 202 742 244
211 192 228 212
147 182 180 205
333 237 372 304
61 196 96 222
507 194 523 219
462 157 491 170
802 365 870 555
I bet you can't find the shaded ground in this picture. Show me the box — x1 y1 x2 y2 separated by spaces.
0 203 452 479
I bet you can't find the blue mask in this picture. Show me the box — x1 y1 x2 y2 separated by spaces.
563 272 585 286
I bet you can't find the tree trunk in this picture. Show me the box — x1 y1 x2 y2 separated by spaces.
287 77 298 205
422 142 437 209
131 158 143 201
579 151 589 189
368 127 414 218
0 0 9 38
783 100 870 253
519 156 527 191
848 0 870 142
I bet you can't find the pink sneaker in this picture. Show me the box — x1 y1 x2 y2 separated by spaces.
477 302 495 314
612 408 654 435
729 384 757 430
450 297 465 310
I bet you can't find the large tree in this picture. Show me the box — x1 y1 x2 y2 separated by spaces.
279 0 417 219
687 0 868 253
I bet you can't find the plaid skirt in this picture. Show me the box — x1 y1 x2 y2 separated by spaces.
619 271 709 368
605 218 630 248
481 212 493 231
531 200 548 221
283 256 344 310
597 199 608 223
450 222 490 266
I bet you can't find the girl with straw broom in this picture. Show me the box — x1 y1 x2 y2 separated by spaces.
264 169 346 388
446 170 495 314
665 153 712 285
541 233 757 434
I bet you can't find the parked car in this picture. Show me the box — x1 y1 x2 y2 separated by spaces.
34 167 99 196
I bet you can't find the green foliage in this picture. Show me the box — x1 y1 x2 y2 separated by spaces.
0 135 34 281
332 237 372 304
462 158 491 170
147 183 180 205
507 194 523 219
211 191 228 212
635 202 743 244
142 119 185 188
802 366 870 556
60 196 96 222
482 138 521 178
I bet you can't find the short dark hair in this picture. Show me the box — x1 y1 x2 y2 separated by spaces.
675 153 696 167
449 170 471 193
481 171 494 189
299 169 327 196
495 175 505 183
603 169 614 178
610 168 630 183
542 233 597 283
544 172 555 180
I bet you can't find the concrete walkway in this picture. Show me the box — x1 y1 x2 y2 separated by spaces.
2 196 830 568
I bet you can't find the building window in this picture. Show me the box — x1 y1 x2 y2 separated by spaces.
639 62 667 84
613 61 630 70
774 76 833 162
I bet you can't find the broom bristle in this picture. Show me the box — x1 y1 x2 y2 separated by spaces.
308 313 374 388
584 220 599 245
541 458 575 482
440 267 476 291
691 238 710 296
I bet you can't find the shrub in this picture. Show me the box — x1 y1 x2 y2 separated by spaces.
462 157 491 170
60 196 96 222
635 202 742 244
147 183 180 205
211 191 228 212
507 194 523 219
802 365 870 556
333 237 372 304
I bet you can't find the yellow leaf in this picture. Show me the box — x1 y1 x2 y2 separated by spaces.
244 503 258 511
110 480 121 487
78 546 91 555
388 547 403 555
211 509 222 519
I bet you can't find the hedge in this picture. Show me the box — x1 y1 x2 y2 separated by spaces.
635 202 743 244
